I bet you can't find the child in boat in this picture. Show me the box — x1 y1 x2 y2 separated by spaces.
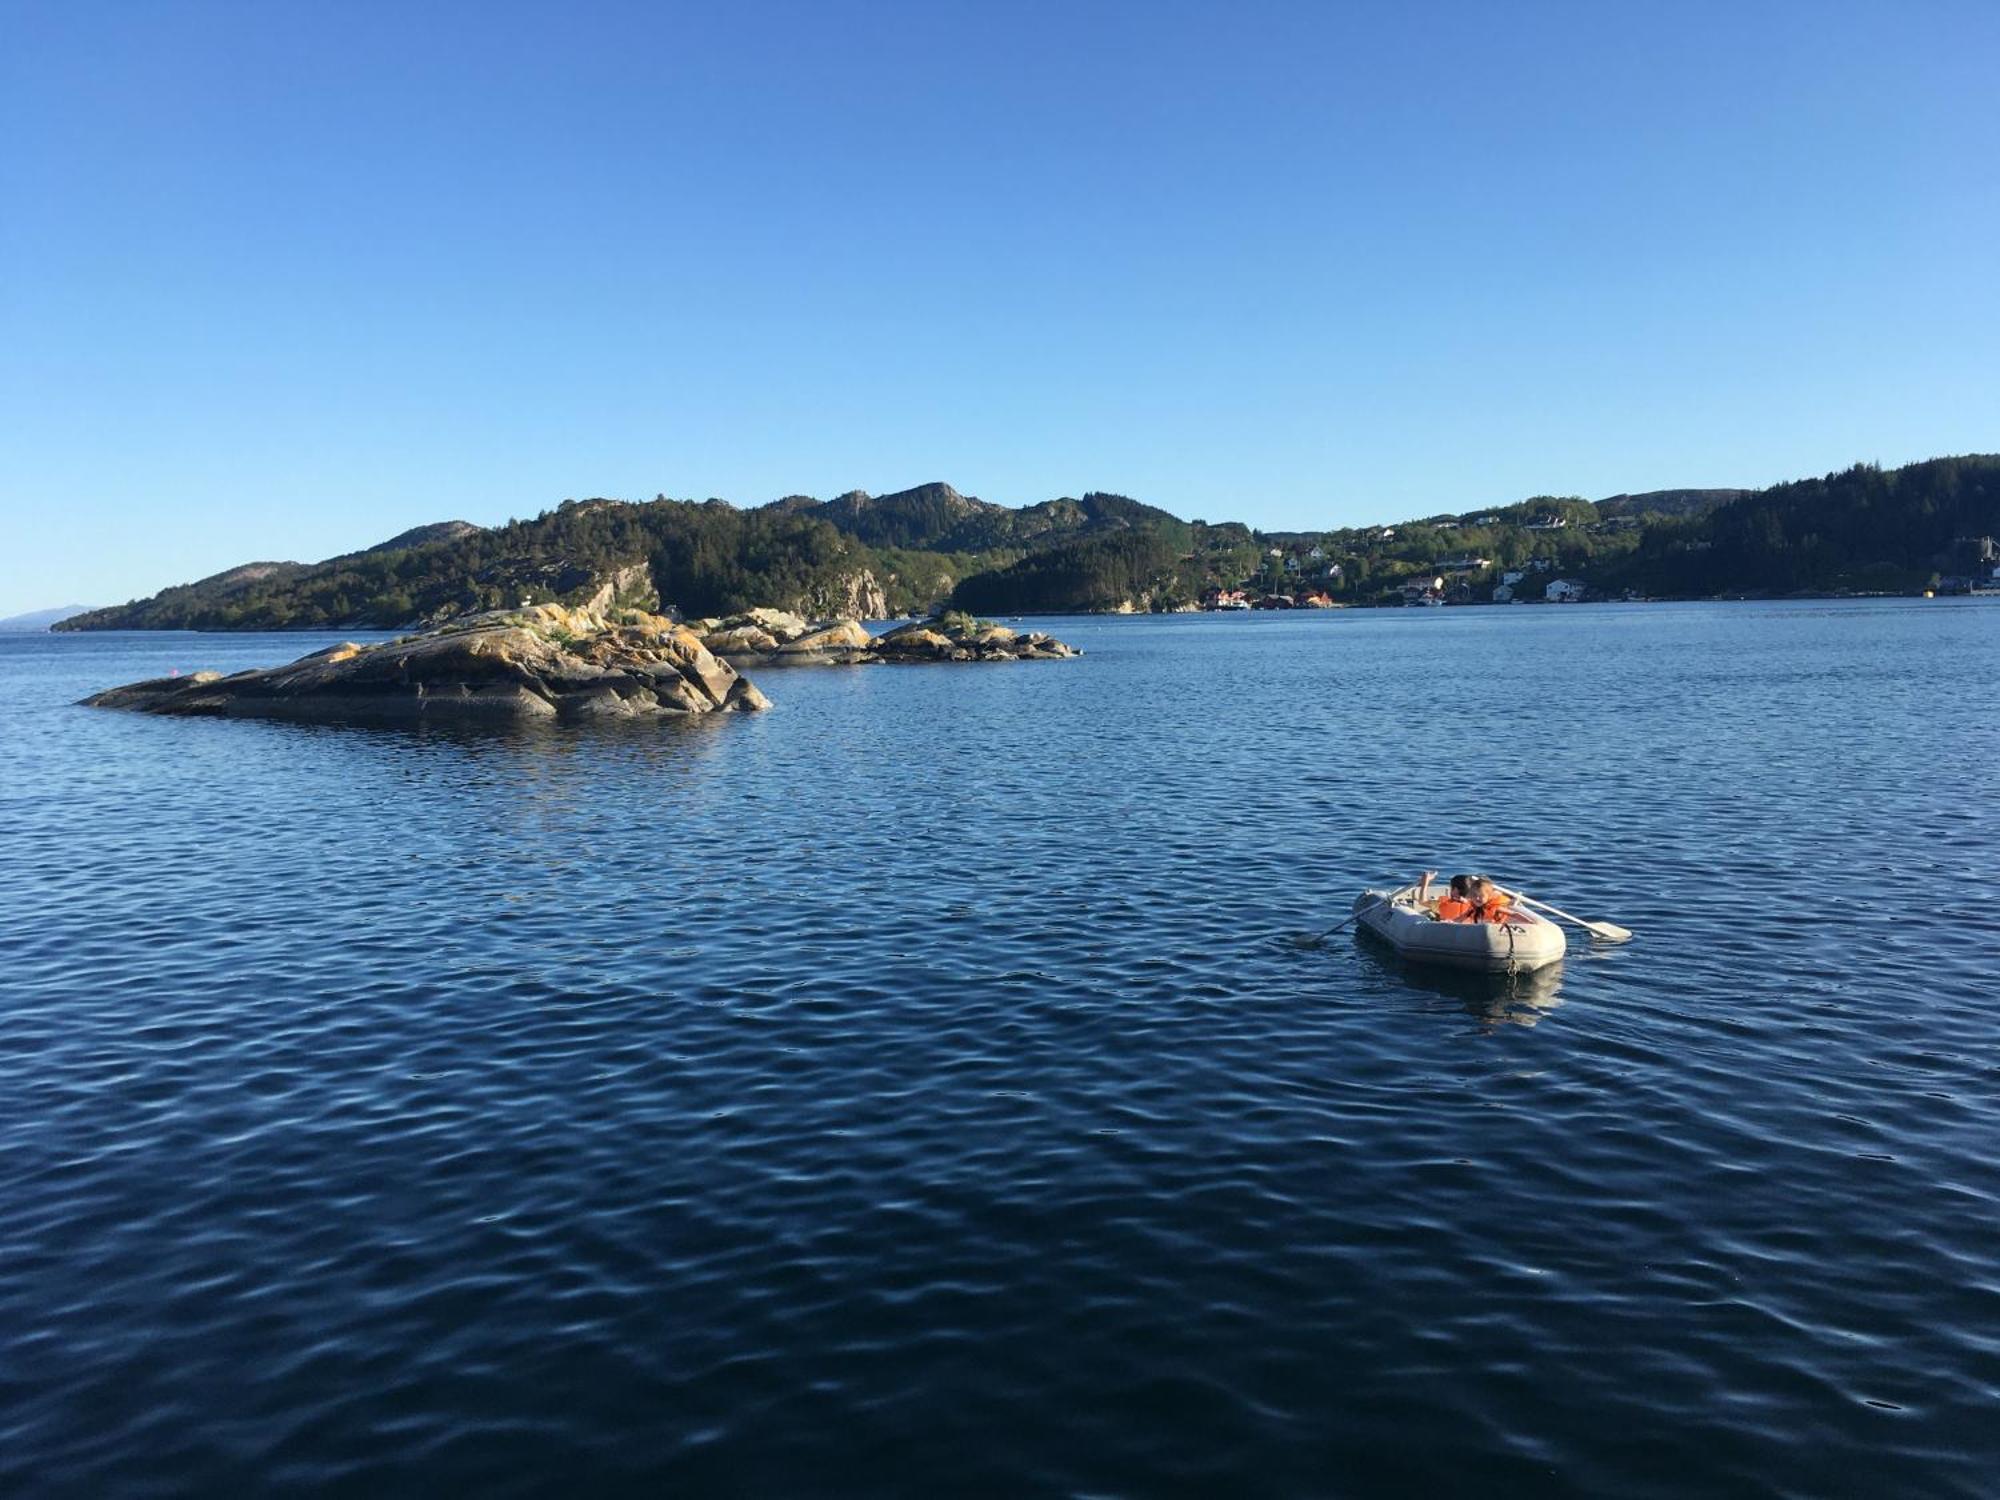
1435 874 1479 921
1425 873 1511 923
1466 876 1514 923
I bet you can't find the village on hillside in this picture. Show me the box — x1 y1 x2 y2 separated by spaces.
1196 490 2000 610
1197 503 1647 609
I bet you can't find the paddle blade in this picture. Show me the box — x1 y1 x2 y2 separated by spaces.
1517 893 1633 945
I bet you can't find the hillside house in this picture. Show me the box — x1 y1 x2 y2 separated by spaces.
1545 578 1586 603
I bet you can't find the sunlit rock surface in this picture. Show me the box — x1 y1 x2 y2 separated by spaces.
695 611 1080 666
83 605 771 722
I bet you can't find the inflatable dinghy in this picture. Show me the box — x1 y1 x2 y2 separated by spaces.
1353 884 1566 973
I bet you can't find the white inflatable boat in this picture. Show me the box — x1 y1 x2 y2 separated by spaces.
1353 884 1567 973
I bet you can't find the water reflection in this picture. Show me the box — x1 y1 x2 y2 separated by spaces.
188 711 748 900
1356 938 1566 1029
239 706 738 755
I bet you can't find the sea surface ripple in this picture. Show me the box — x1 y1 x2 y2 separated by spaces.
3 601 1998 1496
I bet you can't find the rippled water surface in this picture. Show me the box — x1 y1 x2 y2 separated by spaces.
5 602 1999 1496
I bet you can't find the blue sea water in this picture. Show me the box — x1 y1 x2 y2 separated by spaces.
3 601 1998 1496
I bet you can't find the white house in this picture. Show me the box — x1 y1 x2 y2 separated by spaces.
1545 578 1586 603
1501 569 1525 586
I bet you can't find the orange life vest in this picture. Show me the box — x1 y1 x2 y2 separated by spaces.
1435 896 1475 921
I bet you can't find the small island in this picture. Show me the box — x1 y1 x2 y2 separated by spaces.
694 608 1079 665
81 605 1079 723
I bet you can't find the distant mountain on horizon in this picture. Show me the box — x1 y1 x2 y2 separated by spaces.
56 480 1182 630
52 455 2000 628
765 482 1186 553
0 604 96 631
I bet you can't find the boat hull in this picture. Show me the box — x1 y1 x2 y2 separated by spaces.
1353 886 1566 973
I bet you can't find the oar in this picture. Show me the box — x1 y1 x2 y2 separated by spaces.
1303 884 1413 946
1513 892 1632 944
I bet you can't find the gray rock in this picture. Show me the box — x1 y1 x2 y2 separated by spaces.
82 605 771 723
776 619 874 655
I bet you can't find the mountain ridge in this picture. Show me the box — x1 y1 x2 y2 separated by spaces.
0 604 98 631
54 455 2000 629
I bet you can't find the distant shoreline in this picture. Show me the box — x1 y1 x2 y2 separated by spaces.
34 589 1993 635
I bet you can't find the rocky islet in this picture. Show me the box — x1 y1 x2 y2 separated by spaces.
691 608 1080 666
82 606 1078 723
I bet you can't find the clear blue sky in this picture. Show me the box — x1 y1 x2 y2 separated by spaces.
3 0 1995 613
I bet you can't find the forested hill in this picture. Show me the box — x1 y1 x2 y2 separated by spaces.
57 484 1179 631
55 455 2000 629
1594 489 1748 520
1599 456 2000 597
953 457 1998 610
770 482 1186 552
